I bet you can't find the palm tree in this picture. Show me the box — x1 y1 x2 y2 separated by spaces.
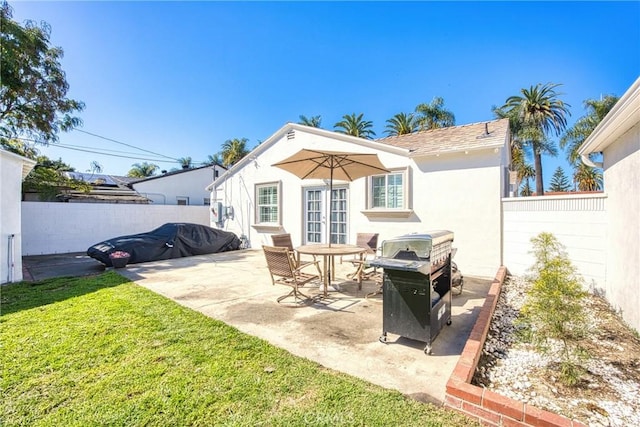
206 153 222 166
560 95 618 165
298 115 322 128
221 137 250 167
178 157 193 170
333 113 375 139
493 106 537 196
415 97 455 130
498 83 570 196
127 162 158 178
520 178 533 196
384 112 419 136
573 162 603 191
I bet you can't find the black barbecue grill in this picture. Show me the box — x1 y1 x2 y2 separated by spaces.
370 231 454 355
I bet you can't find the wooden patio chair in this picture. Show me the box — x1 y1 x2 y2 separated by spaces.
262 245 319 304
346 233 381 290
271 233 322 279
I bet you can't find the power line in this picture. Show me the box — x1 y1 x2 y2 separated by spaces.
72 128 179 161
47 144 182 164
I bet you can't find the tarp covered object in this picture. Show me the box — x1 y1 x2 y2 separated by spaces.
87 223 241 267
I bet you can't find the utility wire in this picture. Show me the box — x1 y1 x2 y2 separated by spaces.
72 128 179 161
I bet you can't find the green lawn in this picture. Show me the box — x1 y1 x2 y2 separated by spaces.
1 272 475 426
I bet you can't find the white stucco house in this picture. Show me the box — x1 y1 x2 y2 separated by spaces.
133 164 225 206
578 76 640 332
1 148 36 283
207 119 510 278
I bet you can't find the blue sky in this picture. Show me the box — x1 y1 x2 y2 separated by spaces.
10 1 640 187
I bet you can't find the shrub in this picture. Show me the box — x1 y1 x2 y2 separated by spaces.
519 232 590 386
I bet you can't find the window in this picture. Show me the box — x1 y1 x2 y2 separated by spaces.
177 196 189 206
204 198 211 206
255 182 281 225
370 172 405 209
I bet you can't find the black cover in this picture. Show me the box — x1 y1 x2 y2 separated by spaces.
87 223 241 267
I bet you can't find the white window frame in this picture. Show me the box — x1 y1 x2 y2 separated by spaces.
255 181 282 226
176 196 189 206
363 167 413 219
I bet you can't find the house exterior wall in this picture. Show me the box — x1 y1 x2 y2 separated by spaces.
21 202 209 255
133 166 219 205
1 150 35 283
212 128 506 278
603 123 640 331
502 194 608 289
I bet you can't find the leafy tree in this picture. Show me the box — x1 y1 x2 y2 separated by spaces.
0 2 84 146
497 83 570 196
0 137 38 158
573 162 603 191
414 97 455 130
221 137 250 167
384 112 419 136
333 113 375 139
549 166 571 192
22 155 91 200
127 162 159 178
298 115 322 128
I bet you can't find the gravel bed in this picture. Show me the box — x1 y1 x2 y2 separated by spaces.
473 276 640 427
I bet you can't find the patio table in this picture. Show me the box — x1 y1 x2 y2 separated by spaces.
296 244 365 298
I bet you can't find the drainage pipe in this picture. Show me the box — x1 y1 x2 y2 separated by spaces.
7 234 15 283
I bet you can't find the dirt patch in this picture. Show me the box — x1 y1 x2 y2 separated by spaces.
474 276 640 426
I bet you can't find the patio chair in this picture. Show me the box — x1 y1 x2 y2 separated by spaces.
271 233 322 279
346 233 381 290
262 245 320 304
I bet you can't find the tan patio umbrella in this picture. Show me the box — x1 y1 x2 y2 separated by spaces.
272 149 390 246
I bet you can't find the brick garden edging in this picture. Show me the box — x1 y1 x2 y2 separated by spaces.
444 266 588 427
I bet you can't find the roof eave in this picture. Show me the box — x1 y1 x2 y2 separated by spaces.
578 77 640 158
205 123 411 191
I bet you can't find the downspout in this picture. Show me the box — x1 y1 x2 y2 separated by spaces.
7 234 15 283
581 154 603 169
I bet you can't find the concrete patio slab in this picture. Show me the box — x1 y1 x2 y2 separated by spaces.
111 248 492 404
21 248 492 404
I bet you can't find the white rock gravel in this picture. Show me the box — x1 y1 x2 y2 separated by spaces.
473 276 640 427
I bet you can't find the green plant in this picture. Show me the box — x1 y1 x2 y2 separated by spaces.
1 273 476 426
521 232 590 385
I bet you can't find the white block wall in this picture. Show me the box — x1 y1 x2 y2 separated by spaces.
22 202 210 255
502 194 607 289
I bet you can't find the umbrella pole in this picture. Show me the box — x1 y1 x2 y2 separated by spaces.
328 158 333 248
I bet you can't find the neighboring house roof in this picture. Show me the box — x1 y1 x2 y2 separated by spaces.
578 76 640 163
133 164 224 184
57 171 150 203
57 186 151 203
63 172 141 186
375 118 510 157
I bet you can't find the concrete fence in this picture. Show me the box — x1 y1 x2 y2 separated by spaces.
21 202 210 255
502 193 607 290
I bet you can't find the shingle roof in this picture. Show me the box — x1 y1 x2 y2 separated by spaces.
375 118 509 157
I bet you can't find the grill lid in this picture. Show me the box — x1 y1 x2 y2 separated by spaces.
381 230 454 259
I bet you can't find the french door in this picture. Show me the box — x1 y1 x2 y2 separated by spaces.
304 186 348 244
